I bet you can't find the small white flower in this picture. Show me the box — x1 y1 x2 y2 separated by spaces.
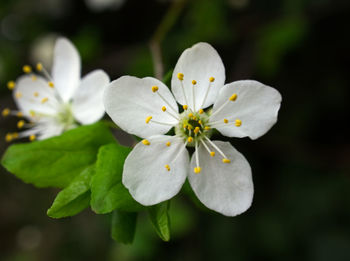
4 37 110 141
104 42 282 216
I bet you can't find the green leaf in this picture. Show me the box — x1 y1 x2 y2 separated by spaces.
148 201 171 241
47 165 95 219
1 122 115 188
90 143 143 214
111 210 137 244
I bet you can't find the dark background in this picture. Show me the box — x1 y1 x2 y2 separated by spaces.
0 0 349 260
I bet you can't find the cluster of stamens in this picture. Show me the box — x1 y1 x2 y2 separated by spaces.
2 63 71 142
141 72 243 174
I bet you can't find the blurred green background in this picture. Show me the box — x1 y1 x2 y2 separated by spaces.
0 0 349 260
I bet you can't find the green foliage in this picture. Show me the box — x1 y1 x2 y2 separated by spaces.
148 201 171 242
1 122 116 188
90 143 143 214
47 165 95 218
111 210 138 244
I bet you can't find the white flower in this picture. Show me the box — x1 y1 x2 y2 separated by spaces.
104 42 282 216
3 37 109 141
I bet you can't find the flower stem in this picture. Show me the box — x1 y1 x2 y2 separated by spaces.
150 0 187 80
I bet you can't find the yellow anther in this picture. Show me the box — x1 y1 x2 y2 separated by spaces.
16 111 23 117
36 63 43 71
229 93 237 101
209 77 215 82
5 133 13 142
23 65 32 74
12 132 19 138
187 137 193 143
142 139 150 146
194 167 201 174
235 119 242 127
183 105 188 110
199 109 204 114
192 80 197 85
29 110 35 117
166 141 171 147
31 75 37 81
2 108 10 117
145 116 152 124
192 116 197 120
41 97 49 104
17 120 25 129
48 82 54 88
33 92 39 97
183 124 187 129
165 164 170 171
194 127 200 134
210 151 215 157
7 81 15 90
188 113 193 118
224 119 229 124
15 92 22 99
222 158 231 163
151 86 159 92
204 126 211 130
177 73 184 81
161 106 166 112
29 134 36 141
187 125 193 130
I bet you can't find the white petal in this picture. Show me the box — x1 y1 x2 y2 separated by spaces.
52 37 81 102
123 135 189 205
171 42 225 111
188 140 253 216
36 119 65 140
104 76 179 139
14 75 59 117
71 70 109 125
210 80 282 140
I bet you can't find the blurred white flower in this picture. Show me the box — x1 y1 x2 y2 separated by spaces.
104 42 282 216
85 0 125 12
3 37 109 141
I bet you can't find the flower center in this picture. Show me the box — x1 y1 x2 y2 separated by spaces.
56 103 75 130
175 110 211 146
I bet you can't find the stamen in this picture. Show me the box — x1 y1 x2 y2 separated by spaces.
194 127 200 134
222 158 231 163
154 90 178 115
142 139 150 145
235 119 242 127
183 105 188 110
31 75 37 81
187 137 193 143
5 133 13 142
145 116 152 124
161 106 179 120
7 81 15 90
224 119 229 124
203 136 230 161
151 86 159 92
177 73 184 81
165 164 170 171
29 110 36 117
194 141 201 174
229 93 237 101
149 119 174 126
48 82 54 88
199 77 215 109
29 134 36 141
161 106 166 112
12 132 19 139
22 65 32 74
15 92 22 99
17 120 25 129
16 111 23 117
2 108 10 117
199 109 204 114
209 77 215 82
170 140 188 164
36 62 54 84
200 140 216 157
166 141 171 147
192 80 196 112
33 92 39 97
204 126 211 131
36 63 43 71
41 97 49 104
